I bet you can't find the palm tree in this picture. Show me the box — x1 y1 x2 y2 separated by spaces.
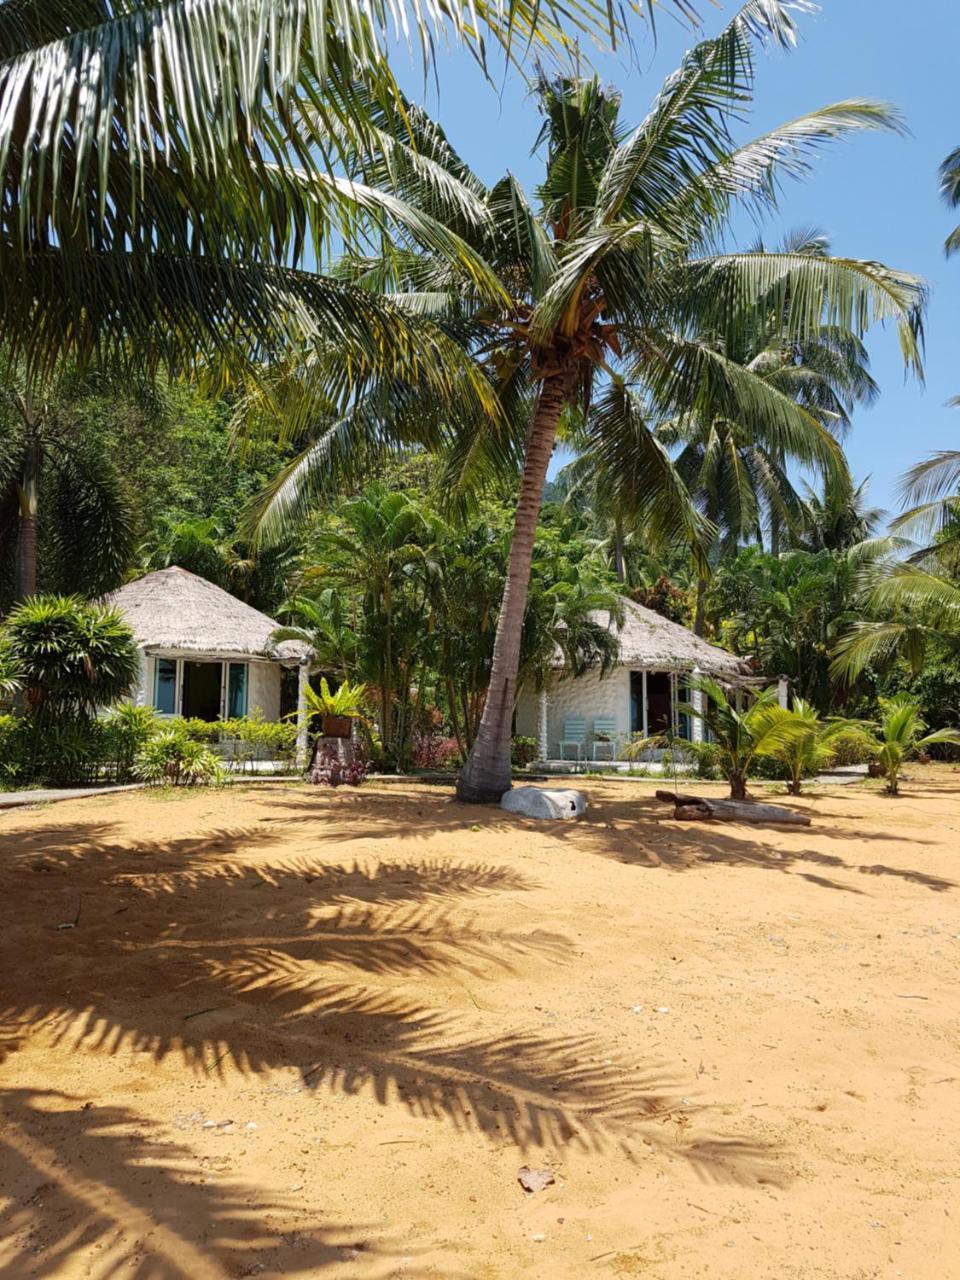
831 561 960 681
658 230 879 630
890 443 960 565
680 679 802 800
869 695 960 796
271 590 361 684
299 484 443 763
793 472 883 553
771 697 861 795
0 0 672 389
246 2 926 801
0 364 136 602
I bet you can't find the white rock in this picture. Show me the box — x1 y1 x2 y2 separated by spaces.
501 787 587 820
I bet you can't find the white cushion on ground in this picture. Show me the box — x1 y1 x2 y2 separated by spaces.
501 787 587 820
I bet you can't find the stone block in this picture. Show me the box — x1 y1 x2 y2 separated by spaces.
501 787 587 820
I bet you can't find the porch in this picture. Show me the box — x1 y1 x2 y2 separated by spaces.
515 665 788 767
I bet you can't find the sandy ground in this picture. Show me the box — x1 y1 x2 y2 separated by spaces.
0 771 958 1280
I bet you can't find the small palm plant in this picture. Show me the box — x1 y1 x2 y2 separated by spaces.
869 695 960 796
681 678 805 800
771 698 866 796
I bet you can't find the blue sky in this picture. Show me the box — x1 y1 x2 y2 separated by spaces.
390 0 960 520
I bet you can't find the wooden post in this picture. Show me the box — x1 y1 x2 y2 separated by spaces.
778 676 789 710
641 670 648 739
537 688 549 760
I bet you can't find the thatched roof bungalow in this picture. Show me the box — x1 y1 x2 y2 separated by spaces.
107 567 311 722
514 597 759 762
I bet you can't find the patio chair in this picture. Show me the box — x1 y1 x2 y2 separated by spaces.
558 715 587 763
592 716 620 761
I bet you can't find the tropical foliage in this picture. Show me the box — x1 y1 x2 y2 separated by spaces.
0 0 653 386
768 698 862 795
0 4 957 799
678 678 803 799
866 696 960 796
241 2 923 800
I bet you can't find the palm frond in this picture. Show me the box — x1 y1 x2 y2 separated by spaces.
580 378 711 560
0 0 629 255
897 449 960 504
0 249 489 387
592 0 817 230
675 251 927 380
634 328 848 478
661 101 904 241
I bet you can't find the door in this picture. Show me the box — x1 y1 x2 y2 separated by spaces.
181 661 222 721
646 672 672 736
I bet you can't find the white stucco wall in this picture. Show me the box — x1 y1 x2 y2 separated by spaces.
516 667 631 756
247 661 281 720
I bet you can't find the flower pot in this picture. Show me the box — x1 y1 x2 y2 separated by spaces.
322 715 353 739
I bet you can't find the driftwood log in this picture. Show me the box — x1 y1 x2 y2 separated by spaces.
654 790 811 827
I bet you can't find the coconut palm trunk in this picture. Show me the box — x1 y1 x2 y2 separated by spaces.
15 442 40 601
456 372 574 801
693 575 708 637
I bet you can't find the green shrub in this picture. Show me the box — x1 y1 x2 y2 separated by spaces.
691 741 722 780
511 736 538 767
224 708 298 769
1 596 140 786
4 595 138 717
176 710 299 769
136 726 225 786
0 714 25 784
100 704 161 781
178 717 222 744
750 752 794 782
828 727 878 767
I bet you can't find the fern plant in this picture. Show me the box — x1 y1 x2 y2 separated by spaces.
303 677 368 721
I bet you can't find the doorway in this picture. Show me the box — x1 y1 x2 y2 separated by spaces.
181 661 222 721
646 672 672 736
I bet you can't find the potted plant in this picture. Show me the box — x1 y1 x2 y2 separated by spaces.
304 677 368 739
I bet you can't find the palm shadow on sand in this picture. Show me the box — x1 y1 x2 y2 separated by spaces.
0 812 784 1274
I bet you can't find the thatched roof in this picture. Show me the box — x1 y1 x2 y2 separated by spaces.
107 567 311 663
578 598 750 680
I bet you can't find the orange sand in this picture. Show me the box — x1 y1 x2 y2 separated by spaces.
1 772 958 1278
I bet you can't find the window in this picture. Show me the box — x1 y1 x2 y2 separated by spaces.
227 663 248 718
154 658 177 715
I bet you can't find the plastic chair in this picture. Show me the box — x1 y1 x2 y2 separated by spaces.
592 716 619 761
558 715 587 762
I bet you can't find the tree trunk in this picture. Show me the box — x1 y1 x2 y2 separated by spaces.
729 772 748 801
613 520 626 583
456 372 574 802
15 513 37 601
15 441 41 602
446 677 465 756
693 575 707 638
